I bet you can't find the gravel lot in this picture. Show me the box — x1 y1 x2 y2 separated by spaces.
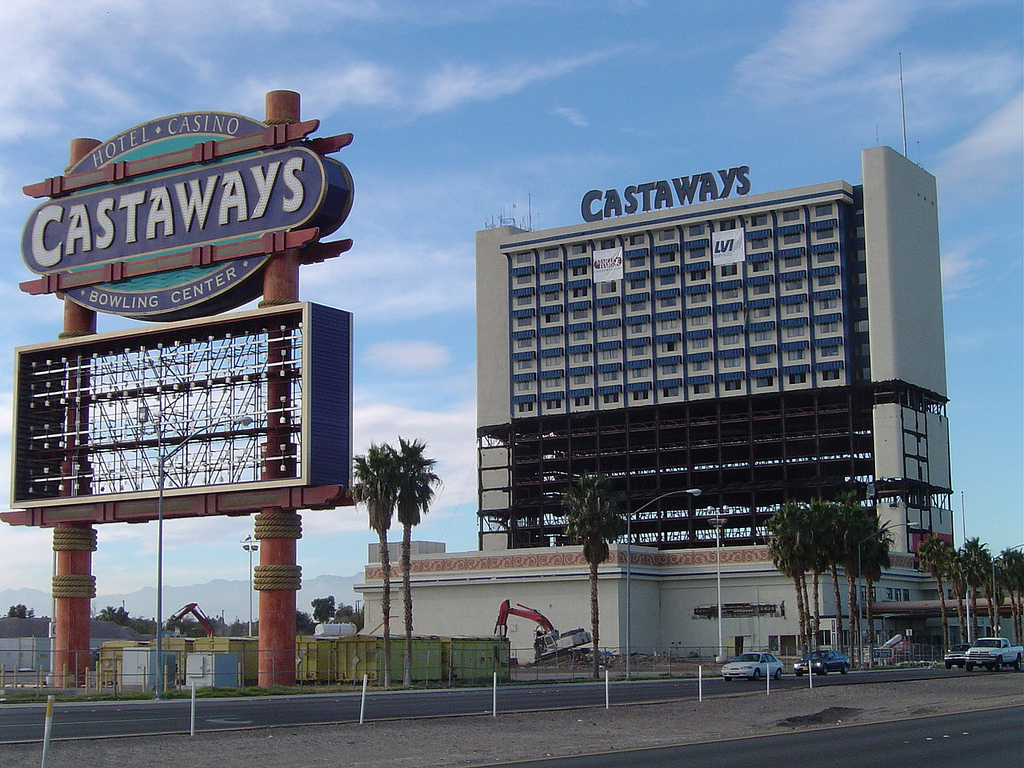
2 672 1020 767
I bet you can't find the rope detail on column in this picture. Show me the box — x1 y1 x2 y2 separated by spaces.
253 564 302 591
52 527 98 552
52 574 96 598
253 512 302 540
57 330 95 339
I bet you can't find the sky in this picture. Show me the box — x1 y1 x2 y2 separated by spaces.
0 0 1020 620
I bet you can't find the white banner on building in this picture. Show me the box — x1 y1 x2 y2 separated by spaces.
592 246 624 283
711 229 746 266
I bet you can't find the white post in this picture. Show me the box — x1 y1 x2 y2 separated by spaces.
190 682 196 737
809 667 813 689
359 674 368 724
492 671 498 717
698 665 703 702
766 664 770 696
605 669 609 710
40 695 54 768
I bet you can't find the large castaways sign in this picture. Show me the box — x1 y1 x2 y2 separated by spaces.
20 111 354 321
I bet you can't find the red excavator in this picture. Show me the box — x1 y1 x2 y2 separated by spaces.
494 599 591 662
166 603 216 637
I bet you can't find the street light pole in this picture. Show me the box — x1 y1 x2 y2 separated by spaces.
144 411 253 698
711 516 725 662
625 487 701 680
242 535 259 637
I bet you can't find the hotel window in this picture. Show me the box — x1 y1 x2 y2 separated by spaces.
782 209 800 222
600 348 618 360
515 317 534 328
724 380 742 391
632 322 650 333
660 363 679 374
515 252 534 264
688 224 705 236
788 372 807 384
719 219 736 230
601 239 616 249
719 263 739 277
721 333 742 345
690 291 709 304
690 315 710 327
785 326 806 338
572 352 590 363
690 336 710 349
816 250 836 263
782 234 801 245
753 306 772 318
755 353 773 364
662 386 680 397
659 229 674 241
629 234 645 245
721 310 741 322
515 274 532 285
753 330 773 342
814 204 833 216
630 278 647 289
820 346 840 358
817 297 838 310
817 274 837 287
574 396 591 407
632 390 651 402
755 376 775 387
750 261 770 273
602 392 620 404
658 318 680 331
572 374 588 385
517 402 535 413
544 399 563 410
601 371 620 382
750 214 768 226
600 305 618 316
516 338 533 349
814 228 834 240
659 297 678 308
600 282 617 294
692 360 710 372
599 327 618 338
628 367 648 381
692 383 710 395
516 359 534 371
659 274 678 286
787 349 806 361
784 279 804 290
689 270 708 282
628 301 649 312
784 256 802 269
722 357 741 369
515 295 533 307
515 381 532 392
628 345 649 357
570 310 588 321
752 284 771 296
660 340 679 353
822 369 841 380
818 321 839 334
572 331 588 341
542 248 560 261
571 244 587 255
720 288 739 299
784 302 805 315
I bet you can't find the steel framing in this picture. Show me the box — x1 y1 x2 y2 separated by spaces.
478 381 949 550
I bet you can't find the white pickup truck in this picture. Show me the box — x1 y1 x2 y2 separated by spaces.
964 637 1023 671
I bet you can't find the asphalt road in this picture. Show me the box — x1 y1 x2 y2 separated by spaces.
0 667 969 743
486 706 1023 768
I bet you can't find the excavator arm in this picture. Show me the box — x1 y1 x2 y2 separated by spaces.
494 599 556 637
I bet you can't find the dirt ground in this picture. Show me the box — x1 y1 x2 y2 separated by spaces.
2 672 1020 768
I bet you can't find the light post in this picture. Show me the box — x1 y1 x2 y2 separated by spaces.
241 535 259 637
142 410 252 698
961 491 972 643
710 515 726 663
855 518 908 670
625 487 701 680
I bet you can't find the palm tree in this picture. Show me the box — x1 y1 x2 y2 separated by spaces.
837 500 873 661
829 492 863 654
562 473 624 680
917 535 955 651
352 443 400 688
948 551 968 643
960 538 990 640
395 437 442 689
804 498 833 650
860 514 893 649
767 500 811 653
999 548 1024 641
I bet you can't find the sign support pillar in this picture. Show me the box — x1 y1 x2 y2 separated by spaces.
255 89 303 687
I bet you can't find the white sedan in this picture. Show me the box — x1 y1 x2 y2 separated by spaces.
721 652 784 681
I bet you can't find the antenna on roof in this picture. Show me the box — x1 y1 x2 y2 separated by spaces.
899 52 908 157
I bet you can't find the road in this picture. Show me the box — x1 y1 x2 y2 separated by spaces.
489 706 1023 768
0 666 977 743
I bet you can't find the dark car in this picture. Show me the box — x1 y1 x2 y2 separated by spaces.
944 642 972 669
794 649 849 676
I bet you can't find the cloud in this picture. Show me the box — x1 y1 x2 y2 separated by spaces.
935 91 1024 202
552 107 589 127
364 340 453 375
734 0 914 100
940 242 984 299
416 52 611 114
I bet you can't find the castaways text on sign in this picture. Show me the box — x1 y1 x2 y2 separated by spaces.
581 166 750 222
